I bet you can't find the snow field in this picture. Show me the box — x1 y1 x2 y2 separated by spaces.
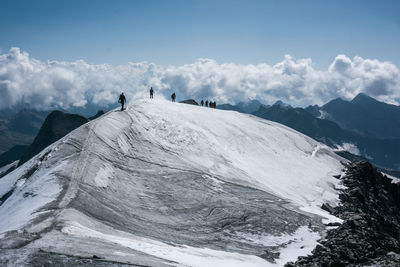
130 99 344 220
0 98 347 266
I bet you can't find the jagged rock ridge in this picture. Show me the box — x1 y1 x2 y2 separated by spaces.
287 161 400 266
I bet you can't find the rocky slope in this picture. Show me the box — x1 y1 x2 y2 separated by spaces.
287 161 400 266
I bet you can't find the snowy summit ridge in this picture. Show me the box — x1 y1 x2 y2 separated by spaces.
0 99 344 266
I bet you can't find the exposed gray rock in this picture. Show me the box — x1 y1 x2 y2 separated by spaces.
286 161 400 266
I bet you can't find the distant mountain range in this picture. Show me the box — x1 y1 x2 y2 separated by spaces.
236 100 265 113
0 109 50 155
0 103 115 154
218 94 400 171
18 111 89 166
216 103 245 113
309 93 400 138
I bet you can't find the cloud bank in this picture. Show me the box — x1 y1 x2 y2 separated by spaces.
0 47 399 110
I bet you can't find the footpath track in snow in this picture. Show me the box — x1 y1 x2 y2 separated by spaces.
0 99 345 266
59 115 99 209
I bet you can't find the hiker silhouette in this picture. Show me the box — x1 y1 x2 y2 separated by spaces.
150 87 154 99
118 93 126 111
201 100 204 106
171 93 176 102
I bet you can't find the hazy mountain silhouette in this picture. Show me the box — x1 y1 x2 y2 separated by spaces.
18 111 89 166
236 99 263 113
7 109 50 135
0 110 50 154
252 104 400 170
217 104 245 112
66 102 118 117
319 93 400 138
0 145 29 167
272 100 292 109
88 110 106 120
253 105 348 146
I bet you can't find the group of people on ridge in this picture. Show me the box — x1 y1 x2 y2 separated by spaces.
149 87 216 107
118 88 217 111
200 100 216 108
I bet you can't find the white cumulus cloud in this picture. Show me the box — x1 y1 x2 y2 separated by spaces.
0 47 399 110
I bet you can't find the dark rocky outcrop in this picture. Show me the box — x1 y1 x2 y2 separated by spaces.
286 161 400 266
179 99 198 105
336 151 400 178
18 111 89 166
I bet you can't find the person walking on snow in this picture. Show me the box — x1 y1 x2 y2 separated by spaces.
150 87 154 99
171 93 176 102
118 92 126 111
201 100 204 106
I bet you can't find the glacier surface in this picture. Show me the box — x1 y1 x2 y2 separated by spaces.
0 99 345 266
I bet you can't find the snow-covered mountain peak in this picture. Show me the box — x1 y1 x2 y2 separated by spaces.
0 99 345 266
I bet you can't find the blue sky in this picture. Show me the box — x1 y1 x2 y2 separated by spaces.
1 0 400 109
1 0 399 67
